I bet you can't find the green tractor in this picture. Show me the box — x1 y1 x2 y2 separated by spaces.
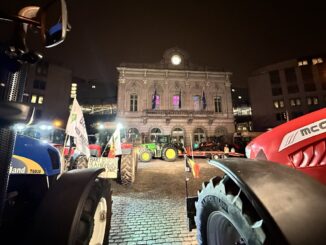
138 135 181 162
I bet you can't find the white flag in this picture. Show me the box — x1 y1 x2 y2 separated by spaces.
108 127 122 157
66 98 90 157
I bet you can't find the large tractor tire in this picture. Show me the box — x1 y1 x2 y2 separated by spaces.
120 151 136 185
75 178 112 245
195 176 266 245
139 148 153 162
162 146 177 162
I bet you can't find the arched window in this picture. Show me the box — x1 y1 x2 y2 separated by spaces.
150 128 162 141
127 128 140 143
171 127 184 145
193 128 206 143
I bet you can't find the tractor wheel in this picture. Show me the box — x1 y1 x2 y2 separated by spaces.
211 154 220 160
195 176 266 245
120 151 136 185
162 146 177 162
72 155 88 169
139 148 152 162
75 178 112 245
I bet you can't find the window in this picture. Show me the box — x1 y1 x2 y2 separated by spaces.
291 111 303 119
171 128 184 145
193 128 205 143
152 94 160 110
214 96 222 113
71 83 77 98
173 95 180 110
38 96 44 104
150 128 161 141
317 62 326 90
31 94 44 104
273 100 284 109
312 58 323 65
193 95 200 111
130 94 138 112
285 68 299 94
307 96 319 106
301 66 316 92
35 109 42 119
298 60 308 66
33 79 46 90
272 87 283 96
36 62 49 76
269 71 281 85
127 128 140 143
276 112 287 122
289 98 301 107
31 95 38 104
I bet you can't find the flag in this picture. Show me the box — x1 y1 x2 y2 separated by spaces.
179 89 182 109
108 126 122 157
202 89 207 110
152 89 157 109
66 98 90 157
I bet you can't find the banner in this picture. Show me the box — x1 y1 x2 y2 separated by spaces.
152 89 157 109
202 89 207 110
88 157 118 178
66 98 90 157
108 126 122 157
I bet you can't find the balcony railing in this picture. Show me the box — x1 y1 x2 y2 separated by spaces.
143 109 215 116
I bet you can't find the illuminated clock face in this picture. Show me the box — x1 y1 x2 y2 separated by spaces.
171 54 182 65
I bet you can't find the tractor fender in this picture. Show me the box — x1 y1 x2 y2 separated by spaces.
208 158 326 244
29 168 105 245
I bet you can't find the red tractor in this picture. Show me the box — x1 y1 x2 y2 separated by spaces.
187 108 326 244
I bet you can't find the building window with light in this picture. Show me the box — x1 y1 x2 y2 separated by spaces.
31 94 44 104
130 94 138 112
173 94 180 110
38 96 44 104
193 95 200 111
312 57 323 65
70 83 77 98
31 95 37 104
150 128 162 141
273 100 284 109
306 96 319 106
154 95 160 109
193 128 206 144
214 96 222 113
128 128 140 143
289 98 301 107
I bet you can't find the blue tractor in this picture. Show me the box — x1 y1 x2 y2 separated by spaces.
0 1 111 244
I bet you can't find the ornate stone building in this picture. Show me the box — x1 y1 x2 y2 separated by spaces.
116 48 234 145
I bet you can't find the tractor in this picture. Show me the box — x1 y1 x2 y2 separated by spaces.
186 108 326 244
17 123 138 185
0 1 112 244
138 134 181 162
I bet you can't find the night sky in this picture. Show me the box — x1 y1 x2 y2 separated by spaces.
2 0 326 100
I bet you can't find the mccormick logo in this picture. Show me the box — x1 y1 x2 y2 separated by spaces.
279 119 326 151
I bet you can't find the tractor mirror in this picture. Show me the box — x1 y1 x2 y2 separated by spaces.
40 0 69 48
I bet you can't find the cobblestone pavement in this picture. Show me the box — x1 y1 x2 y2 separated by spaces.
109 197 197 245
108 158 222 244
